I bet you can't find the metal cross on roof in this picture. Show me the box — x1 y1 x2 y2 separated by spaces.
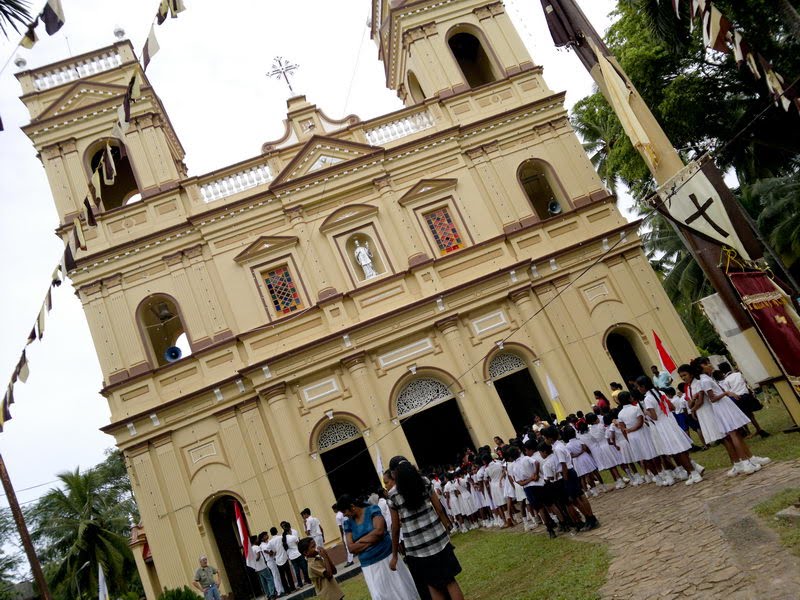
267 56 299 96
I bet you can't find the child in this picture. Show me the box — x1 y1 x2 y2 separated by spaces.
563 425 600 497
536 441 571 533
605 413 641 485
585 413 626 490
302 508 325 549
299 536 343 600
542 426 599 531
443 472 464 533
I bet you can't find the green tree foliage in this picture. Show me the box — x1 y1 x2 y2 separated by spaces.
0 0 31 38
27 451 142 600
0 509 21 600
571 0 800 346
158 586 202 600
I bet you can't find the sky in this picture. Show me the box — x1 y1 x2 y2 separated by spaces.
0 0 622 517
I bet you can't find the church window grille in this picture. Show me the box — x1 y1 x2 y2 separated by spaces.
264 265 302 315
489 353 527 380
396 377 453 417
318 420 361 452
424 208 462 255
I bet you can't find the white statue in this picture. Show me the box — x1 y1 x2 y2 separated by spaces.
353 239 378 279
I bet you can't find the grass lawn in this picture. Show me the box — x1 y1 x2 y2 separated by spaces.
337 529 609 600
754 488 800 557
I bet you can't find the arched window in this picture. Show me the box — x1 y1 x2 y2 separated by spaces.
137 295 191 367
318 420 361 452
346 233 386 282
88 141 140 212
518 160 566 220
396 377 453 418
407 71 426 104
448 31 499 88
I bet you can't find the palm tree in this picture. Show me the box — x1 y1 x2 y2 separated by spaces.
29 469 138 600
0 0 31 38
747 171 800 281
571 97 623 194
0 509 20 600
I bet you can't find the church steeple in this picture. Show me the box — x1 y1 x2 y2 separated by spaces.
16 40 185 226
372 0 536 105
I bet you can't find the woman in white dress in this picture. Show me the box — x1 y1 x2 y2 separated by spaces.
443 474 463 533
616 391 664 483
636 376 703 485
482 454 512 527
585 413 626 489
681 359 770 476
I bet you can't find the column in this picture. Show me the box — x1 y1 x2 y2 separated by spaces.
40 143 79 223
259 383 312 518
286 207 340 301
184 246 230 340
374 175 430 267
465 146 517 230
435 315 514 444
78 281 127 381
102 274 149 373
472 5 517 73
508 288 585 412
163 250 211 348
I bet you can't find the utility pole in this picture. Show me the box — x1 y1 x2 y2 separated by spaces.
539 0 800 423
0 453 52 600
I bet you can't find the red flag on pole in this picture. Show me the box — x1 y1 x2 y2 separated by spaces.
233 501 250 561
653 330 677 373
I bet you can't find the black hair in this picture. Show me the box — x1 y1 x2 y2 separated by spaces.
594 390 609 401
537 441 552 454
677 382 685 393
542 426 559 441
280 521 290 550
603 413 613 426
718 361 732 374
301 508 311 516
610 382 622 390
576 410 584 419
585 413 598 425
258 531 269 543
560 426 576 442
617 390 632 406
297 537 314 556
250 534 258 545
636 375 654 391
678 362 698 378
504 445 521 461
390 455 427 510
576 420 589 433
523 439 537 451
480 453 492 466
270 526 278 535
663 387 676 397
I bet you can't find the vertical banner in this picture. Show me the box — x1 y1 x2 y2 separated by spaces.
728 272 800 393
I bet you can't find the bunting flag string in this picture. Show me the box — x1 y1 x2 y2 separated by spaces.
672 0 799 114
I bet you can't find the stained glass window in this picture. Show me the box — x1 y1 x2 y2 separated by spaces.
424 207 462 255
264 265 302 315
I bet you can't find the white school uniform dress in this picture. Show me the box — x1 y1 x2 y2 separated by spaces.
444 480 462 516
336 510 354 563
643 390 692 455
698 374 750 434
501 462 516 499
305 515 324 548
475 466 492 509
587 423 620 470
686 378 724 442
541 454 561 482
566 437 597 477
485 460 507 507
457 477 476 515
618 404 658 461
607 421 635 465
467 473 483 510
671 395 689 415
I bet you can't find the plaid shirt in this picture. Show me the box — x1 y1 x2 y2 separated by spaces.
388 477 449 558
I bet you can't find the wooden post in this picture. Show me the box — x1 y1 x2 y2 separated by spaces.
0 453 52 600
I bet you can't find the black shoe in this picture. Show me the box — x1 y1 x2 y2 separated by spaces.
586 516 600 530
345 561 354 567
547 527 557 539
574 521 586 532
758 430 771 438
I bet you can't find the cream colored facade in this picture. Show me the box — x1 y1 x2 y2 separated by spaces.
19 1 697 597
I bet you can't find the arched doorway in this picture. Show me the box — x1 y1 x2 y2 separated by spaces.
606 329 647 387
395 378 474 472
318 420 381 501
207 496 258 599
447 31 499 88
489 353 549 434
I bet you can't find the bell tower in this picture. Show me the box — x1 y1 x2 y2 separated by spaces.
372 0 538 105
16 40 185 227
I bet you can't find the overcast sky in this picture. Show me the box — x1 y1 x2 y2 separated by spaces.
0 0 621 516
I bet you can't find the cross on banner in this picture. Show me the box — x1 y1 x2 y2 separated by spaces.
656 160 751 261
685 194 729 238
267 56 299 95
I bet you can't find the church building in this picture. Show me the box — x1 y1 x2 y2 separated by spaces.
17 0 697 597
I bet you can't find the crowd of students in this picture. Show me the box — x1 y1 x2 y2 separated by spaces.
239 356 770 600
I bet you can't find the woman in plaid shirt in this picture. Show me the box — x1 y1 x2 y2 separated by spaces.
387 456 465 600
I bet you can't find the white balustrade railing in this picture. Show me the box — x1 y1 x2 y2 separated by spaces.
33 51 123 91
199 163 273 203
365 110 435 146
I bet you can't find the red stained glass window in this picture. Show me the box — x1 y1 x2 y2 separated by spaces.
264 266 302 314
424 207 462 255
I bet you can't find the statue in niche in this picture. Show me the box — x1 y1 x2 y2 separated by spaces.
353 239 378 279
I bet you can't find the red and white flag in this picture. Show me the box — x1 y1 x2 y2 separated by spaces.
653 330 677 373
234 502 250 561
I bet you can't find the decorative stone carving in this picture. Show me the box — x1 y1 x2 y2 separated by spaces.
488 353 527 380
318 420 361 452
396 378 452 417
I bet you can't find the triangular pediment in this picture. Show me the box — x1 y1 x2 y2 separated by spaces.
320 203 379 233
233 235 299 263
398 178 459 206
271 135 382 187
36 81 129 121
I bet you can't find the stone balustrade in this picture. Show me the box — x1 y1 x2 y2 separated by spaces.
364 109 435 145
33 50 123 91
199 163 274 203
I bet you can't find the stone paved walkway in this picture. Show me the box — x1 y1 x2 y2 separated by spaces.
576 459 800 599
